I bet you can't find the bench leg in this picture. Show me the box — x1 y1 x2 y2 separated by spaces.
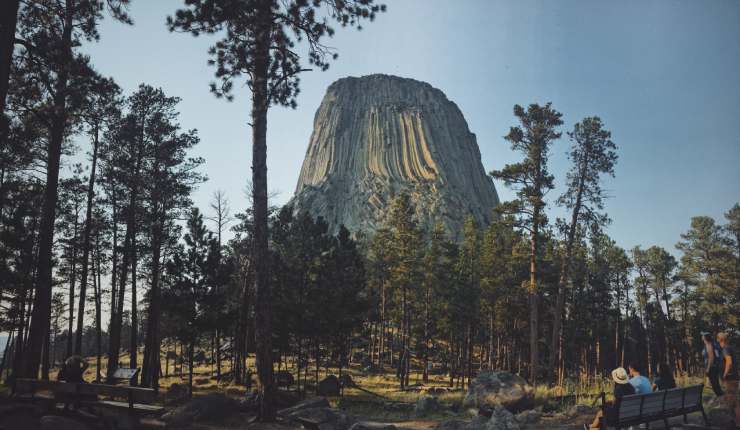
700 405 708 427
662 418 669 429
683 413 687 424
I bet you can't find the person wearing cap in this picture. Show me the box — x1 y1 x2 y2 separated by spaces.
717 332 739 424
702 332 724 396
584 367 636 430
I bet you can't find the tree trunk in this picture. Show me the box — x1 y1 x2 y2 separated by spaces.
129 232 138 381
252 1 275 419
142 210 163 389
94 239 102 382
0 0 20 139
67 214 79 358
74 123 100 354
548 153 588 382
528 218 539 384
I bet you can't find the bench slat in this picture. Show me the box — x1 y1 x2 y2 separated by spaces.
13 378 157 404
89 400 164 413
615 385 705 425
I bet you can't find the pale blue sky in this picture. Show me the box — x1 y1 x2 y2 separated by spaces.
77 0 740 254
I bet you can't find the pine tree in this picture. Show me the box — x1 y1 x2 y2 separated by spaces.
549 116 617 380
74 76 121 355
14 0 131 378
490 103 562 383
167 1 384 418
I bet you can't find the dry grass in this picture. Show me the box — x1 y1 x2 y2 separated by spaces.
15 350 716 423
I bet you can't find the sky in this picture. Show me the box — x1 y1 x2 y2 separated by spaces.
76 0 740 256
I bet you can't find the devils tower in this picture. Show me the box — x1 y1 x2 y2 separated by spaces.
290 74 499 240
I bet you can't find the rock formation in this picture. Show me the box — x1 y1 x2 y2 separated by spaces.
291 74 499 240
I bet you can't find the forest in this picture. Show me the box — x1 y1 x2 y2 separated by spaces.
0 0 738 424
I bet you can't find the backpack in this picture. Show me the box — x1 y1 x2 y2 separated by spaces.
712 341 724 369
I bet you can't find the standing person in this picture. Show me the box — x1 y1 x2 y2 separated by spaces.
702 332 724 396
58 355 89 383
717 332 739 424
583 367 636 430
628 362 653 394
652 363 677 391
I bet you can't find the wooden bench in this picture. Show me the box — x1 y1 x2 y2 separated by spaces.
598 384 708 429
12 378 163 417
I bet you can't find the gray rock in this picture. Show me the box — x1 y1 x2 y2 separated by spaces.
484 405 520 430
318 375 341 397
40 416 92 430
290 74 500 241
464 371 534 413
166 382 189 405
466 415 487 430
348 422 397 430
279 397 331 417
513 409 541 425
415 395 443 417
707 407 736 429
161 393 239 426
285 407 357 430
434 419 469 430
567 404 594 417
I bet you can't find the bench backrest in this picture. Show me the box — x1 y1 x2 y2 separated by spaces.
616 384 704 422
13 378 157 403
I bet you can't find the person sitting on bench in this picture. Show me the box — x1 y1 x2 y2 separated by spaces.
652 362 676 391
628 362 653 394
584 367 636 430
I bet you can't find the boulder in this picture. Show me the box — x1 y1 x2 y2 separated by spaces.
166 382 189 405
434 419 469 430
318 375 341 397
40 416 92 430
284 407 357 430
567 404 594 417
0 404 43 430
513 409 541 425
276 390 301 409
279 397 331 417
348 423 397 430
463 371 533 413
707 407 736 429
161 393 240 426
415 395 442 417
484 405 520 430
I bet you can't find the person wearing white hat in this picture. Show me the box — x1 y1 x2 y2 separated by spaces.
584 367 636 430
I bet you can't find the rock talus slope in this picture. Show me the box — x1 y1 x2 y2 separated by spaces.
291 74 499 240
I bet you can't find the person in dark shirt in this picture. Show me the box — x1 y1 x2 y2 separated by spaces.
702 332 724 396
717 332 739 425
584 367 636 430
58 355 88 383
652 363 677 391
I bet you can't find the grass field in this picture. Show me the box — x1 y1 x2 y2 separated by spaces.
7 350 714 424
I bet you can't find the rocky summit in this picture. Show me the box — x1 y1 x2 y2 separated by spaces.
290 74 499 240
